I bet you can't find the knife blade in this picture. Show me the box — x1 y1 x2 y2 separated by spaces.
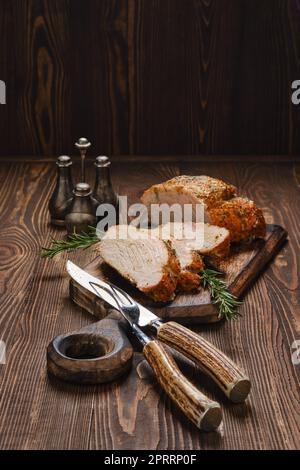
67 261 159 327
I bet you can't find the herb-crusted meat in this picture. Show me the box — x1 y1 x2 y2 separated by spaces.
99 230 180 302
141 176 265 242
208 197 266 242
141 175 237 214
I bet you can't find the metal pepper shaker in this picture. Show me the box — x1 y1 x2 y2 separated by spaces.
92 156 119 226
75 137 91 182
48 155 73 227
93 156 118 206
65 183 97 235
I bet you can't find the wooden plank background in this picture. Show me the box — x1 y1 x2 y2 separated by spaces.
1 0 300 157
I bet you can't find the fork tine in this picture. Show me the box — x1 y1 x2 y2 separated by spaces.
110 284 137 306
89 282 120 307
90 281 137 311
90 281 140 324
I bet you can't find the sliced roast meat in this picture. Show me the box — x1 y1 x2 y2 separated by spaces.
141 175 266 242
151 224 204 291
104 225 203 292
98 232 180 302
157 222 230 259
103 223 229 295
141 175 237 222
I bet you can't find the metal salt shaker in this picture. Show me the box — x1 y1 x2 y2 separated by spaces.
48 155 73 227
65 183 97 235
93 155 118 207
75 137 91 182
92 156 119 226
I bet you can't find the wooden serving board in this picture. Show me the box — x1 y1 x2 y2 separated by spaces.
70 224 287 324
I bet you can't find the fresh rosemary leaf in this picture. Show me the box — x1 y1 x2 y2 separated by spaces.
200 268 242 321
40 227 102 259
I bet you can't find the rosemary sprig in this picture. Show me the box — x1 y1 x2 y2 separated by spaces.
201 269 242 321
40 227 101 258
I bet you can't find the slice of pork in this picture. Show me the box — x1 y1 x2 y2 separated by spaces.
156 222 230 259
98 234 180 302
151 224 204 291
104 224 203 292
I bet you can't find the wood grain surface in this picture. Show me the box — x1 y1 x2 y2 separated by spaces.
0 158 299 449
1 0 300 156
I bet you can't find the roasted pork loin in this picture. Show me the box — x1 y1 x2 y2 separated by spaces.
141 175 266 242
151 223 204 291
208 197 266 242
141 175 236 217
98 230 180 302
101 223 230 295
97 176 265 302
103 225 202 292
156 222 230 259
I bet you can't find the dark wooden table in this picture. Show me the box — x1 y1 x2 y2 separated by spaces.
0 157 299 450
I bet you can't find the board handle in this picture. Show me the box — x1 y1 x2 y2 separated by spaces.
143 339 222 431
156 321 251 403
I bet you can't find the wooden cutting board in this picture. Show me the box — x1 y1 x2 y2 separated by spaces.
70 224 287 324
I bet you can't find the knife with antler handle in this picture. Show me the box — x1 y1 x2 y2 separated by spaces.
155 321 250 403
67 261 251 404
